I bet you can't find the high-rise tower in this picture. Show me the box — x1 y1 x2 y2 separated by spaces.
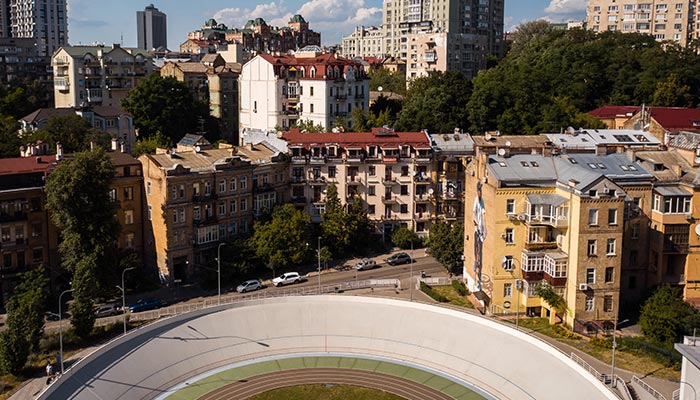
0 0 68 57
137 4 167 51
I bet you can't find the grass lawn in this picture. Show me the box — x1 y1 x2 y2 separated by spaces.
430 285 474 308
248 384 405 400
515 318 680 381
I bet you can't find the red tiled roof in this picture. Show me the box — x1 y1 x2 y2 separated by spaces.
257 53 365 79
588 105 640 119
0 156 57 176
282 128 429 149
648 107 700 132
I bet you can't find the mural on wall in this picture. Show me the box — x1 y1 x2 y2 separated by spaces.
472 181 486 291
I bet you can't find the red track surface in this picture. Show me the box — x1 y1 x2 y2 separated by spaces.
199 368 456 400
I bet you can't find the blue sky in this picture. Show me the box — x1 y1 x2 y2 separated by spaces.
68 0 587 50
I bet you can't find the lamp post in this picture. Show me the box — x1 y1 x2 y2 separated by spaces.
58 288 74 374
317 237 321 293
502 256 522 331
217 243 226 306
409 239 414 301
610 316 629 388
117 267 136 335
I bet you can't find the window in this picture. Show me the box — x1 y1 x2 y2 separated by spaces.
123 186 133 200
147 181 152 195
32 223 41 237
180 208 185 222
603 296 613 312
504 283 512 298
368 204 375 214
400 204 408 213
608 209 617 225
173 210 179 224
502 256 514 271
505 228 514 244
219 202 226 216
310 103 314 113
401 185 408 196
506 199 515 214
328 166 336 178
585 296 594 312
586 268 595 284
310 86 314 96
171 186 177 200
631 223 639 239
147 205 152 221
588 240 597 256
219 180 226 193
204 181 212 195
369 166 376 176
194 206 201 220
230 178 237 192
241 198 248 211
179 185 185 198
368 185 376 196
240 177 247 190
588 209 598 225
605 267 614 283
606 238 616 255
126 233 135 249
124 210 134 225
32 248 43 263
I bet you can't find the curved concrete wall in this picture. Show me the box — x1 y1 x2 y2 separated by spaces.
40 296 617 400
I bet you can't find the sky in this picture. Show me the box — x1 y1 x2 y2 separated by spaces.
68 0 588 50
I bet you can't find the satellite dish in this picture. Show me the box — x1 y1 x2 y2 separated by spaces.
485 133 492 141
377 86 383 92
194 145 201 153
428 188 434 195
505 141 511 147
695 224 700 236
497 148 506 157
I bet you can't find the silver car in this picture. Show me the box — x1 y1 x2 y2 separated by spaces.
236 279 262 293
355 259 378 271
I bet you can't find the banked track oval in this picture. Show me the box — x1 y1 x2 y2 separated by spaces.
199 368 456 400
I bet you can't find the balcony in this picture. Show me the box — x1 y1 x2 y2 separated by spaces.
0 238 28 251
192 193 218 202
521 249 568 286
444 211 459 221
382 195 398 204
253 183 274 193
414 174 431 183
291 196 306 204
291 176 306 184
346 175 361 185
382 176 397 186
309 176 326 185
344 154 364 163
54 77 70 91
309 156 326 164
415 212 432 221
291 156 307 164
281 108 299 116
194 215 218 227
85 88 102 102
525 213 568 227
335 94 348 101
0 211 28 223
415 193 431 203
354 93 365 99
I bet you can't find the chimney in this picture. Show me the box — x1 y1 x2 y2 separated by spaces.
248 143 255 151
595 144 607 156
36 156 42 164
90 141 96 150
111 137 118 151
56 142 63 161
120 140 126 153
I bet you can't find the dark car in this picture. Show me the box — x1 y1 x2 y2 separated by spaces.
386 252 412 265
128 297 164 313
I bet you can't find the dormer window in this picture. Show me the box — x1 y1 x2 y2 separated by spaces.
589 190 598 197
327 146 337 157
310 67 316 78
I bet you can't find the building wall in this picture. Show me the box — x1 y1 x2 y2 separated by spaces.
137 5 167 51
8 0 67 57
341 26 385 58
239 57 281 132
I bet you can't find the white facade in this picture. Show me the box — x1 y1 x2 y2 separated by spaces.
6 0 67 57
341 26 385 59
239 52 370 132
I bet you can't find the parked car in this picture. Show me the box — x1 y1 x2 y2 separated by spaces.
128 297 164 313
94 304 119 318
273 272 301 287
45 312 60 321
355 259 378 271
236 279 263 293
386 252 412 265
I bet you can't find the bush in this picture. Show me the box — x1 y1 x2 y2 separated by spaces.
420 282 448 302
552 324 582 340
589 337 611 349
451 280 468 296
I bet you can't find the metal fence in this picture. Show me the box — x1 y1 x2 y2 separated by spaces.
633 375 667 400
97 279 401 325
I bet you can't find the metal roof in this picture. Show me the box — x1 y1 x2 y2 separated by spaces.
526 193 568 206
655 186 692 196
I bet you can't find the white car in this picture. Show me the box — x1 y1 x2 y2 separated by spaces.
94 304 118 318
236 279 262 293
355 259 378 271
273 272 301 287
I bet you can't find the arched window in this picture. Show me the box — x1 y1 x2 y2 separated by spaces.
310 67 316 78
300 67 305 78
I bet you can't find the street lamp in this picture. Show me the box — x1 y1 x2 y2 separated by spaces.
409 239 414 301
58 288 74 374
501 256 523 331
117 267 136 335
610 316 629 388
317 237 321 293
217 243 227 306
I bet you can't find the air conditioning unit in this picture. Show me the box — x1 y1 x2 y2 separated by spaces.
500 233 508 239
578 283 589 291
508 214 516 221
518 213 527 221
515 279 523 290
686 213 694 220
556 235 563 247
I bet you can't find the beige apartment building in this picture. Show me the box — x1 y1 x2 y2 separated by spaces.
52 44 152 109
404 31 488 80
587 0 694 45
341 26 385 59
139 134 284 284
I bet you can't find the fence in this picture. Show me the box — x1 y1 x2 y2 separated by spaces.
570 352 612 384
633 376 667 400
97 279 401 325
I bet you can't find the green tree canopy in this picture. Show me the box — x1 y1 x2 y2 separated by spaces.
639 285 700 346
321 184 348 256
121 74 210 142
293 119 326 133
0 116 21 158
390 225 420 250
394 71 472 133
250 204 312 271
369 68 407 96
27 114 106 153
426 221 464 270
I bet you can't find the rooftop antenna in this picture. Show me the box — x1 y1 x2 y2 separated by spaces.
121 32 123 46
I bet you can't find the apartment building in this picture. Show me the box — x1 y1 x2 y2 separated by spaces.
341 26 385 59
239 49 369 132
52 44 152 109
0 37 51 91
382 0 504 64
139 134 284 283
404 31 488 80
587 0 693 45
0 0 67 57
430 130 474 225
137 4 167 51
281 127 435 238
160 54 240 143
0 152 59 306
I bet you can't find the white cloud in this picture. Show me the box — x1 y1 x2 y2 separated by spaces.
544 0 587 15
212 0 381 44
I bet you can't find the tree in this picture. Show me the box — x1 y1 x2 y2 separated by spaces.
369 68 407 96
394 71 472 133
28 114 99 153
321 184 349 256
250 204 312 271
346 194 373 254
391 225 420 249
534 280 567 317
293 119 326 133
45 148 120 287
0 116 22 158
426 221 464 270
508 20 557 56
133 131 173 157
0 266 48 375
652 74 693 107
70 255 98 337
639 285 700 345
121 74 210 142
